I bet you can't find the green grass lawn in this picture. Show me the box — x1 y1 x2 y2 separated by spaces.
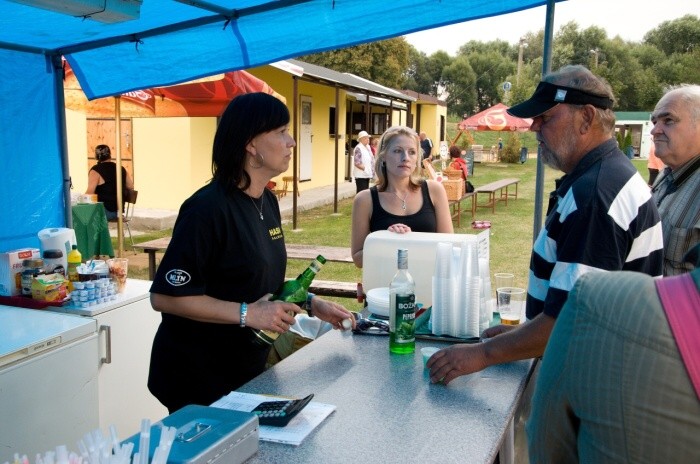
122 158 563 312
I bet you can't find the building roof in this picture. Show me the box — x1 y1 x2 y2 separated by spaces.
615 111 652 122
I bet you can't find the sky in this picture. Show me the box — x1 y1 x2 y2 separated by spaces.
404 0 698 55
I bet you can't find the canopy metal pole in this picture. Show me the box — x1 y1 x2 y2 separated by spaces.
532 0 556 243
51 55 73 228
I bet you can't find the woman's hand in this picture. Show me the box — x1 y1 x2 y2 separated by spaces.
310 297 356 331
387 223 412 233
245 296 301 333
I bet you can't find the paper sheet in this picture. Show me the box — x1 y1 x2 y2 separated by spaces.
211 391 336 446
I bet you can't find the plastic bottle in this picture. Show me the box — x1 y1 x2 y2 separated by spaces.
253 255 326 346
389 248 416 354
67 244 82 283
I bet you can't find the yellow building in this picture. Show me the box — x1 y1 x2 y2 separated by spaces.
66 60 447 212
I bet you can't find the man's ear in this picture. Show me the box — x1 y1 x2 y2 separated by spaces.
580 104 597 133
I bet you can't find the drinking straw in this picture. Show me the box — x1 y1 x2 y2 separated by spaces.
138 419 150 464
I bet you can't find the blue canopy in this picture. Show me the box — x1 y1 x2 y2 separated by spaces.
0 0 563 250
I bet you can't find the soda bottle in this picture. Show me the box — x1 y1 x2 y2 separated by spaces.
253 255 326 345
67 244 82 283
389 249 416 354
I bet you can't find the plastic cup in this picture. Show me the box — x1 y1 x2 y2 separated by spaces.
107 258 128 293
496 287 526 326
421 346 440 368
494 273 515 293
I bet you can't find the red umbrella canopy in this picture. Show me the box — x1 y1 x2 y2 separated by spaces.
458 103 532 131
64 62 285 118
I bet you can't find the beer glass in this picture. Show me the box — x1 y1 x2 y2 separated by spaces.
496 287 526 325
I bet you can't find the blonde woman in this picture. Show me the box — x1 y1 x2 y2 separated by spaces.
351 126 453 268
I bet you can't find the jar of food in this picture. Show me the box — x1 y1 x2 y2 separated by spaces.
42 249 65 277
21 258 45 296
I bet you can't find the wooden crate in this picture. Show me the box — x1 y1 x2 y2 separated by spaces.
442 179 464 201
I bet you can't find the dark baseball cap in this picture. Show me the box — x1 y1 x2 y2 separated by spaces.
507 81 614 118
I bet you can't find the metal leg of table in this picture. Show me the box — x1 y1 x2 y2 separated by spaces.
147 251 157 280
498 419 515 464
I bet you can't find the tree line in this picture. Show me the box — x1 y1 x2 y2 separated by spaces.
298 15 700 118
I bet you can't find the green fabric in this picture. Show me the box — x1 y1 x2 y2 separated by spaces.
72 203 114 259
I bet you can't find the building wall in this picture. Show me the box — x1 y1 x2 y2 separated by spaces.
65 66 443 212
249 66 350 189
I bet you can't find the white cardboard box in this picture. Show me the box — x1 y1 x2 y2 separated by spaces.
0 248 40 296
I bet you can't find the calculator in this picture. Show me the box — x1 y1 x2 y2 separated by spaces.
251 393 314 427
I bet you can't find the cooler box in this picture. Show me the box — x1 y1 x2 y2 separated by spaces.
362 230 490 308
122 405 259 464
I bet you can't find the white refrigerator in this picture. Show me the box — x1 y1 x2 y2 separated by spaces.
0 306 99 460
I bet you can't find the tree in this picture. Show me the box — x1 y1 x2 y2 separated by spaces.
644 15 700 55
298 37 410 88
441 56 477 118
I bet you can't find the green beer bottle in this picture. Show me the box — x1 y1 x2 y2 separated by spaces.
389 248 416 354
253 255 327 345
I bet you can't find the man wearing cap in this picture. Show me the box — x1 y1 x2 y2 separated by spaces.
427 65 663 385
649 84 700 276
419 131 433 160
353 130 374 193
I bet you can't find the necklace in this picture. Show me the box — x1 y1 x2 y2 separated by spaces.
249 193 264 220
390 190 410 210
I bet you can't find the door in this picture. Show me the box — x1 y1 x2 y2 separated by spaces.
299 96 312 181
86 119 134 181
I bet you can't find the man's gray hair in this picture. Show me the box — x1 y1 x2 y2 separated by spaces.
663 84 700 122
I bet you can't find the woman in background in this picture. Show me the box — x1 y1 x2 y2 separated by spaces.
350 126 453 268
85 144 134 219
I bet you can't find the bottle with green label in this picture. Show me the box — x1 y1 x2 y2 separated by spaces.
253 255 326 346
389 248 416 354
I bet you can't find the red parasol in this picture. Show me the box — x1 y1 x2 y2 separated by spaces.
458 103 532 132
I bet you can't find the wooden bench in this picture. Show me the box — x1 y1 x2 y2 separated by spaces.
448 192 476 227
473 178 520 214
134 238 353 280
309 279 361 299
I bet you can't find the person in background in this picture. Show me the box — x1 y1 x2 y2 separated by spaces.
419 131 433 160
448 145 469 180
650 84 700 276
147 93 355 413
428 65 663 385
85 144 134 220
528 244 700 464
351 126 453 268
646 143 664 186
353 130 374 193
370 136 379 156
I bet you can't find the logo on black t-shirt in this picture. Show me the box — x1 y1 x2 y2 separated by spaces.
165 269 191 286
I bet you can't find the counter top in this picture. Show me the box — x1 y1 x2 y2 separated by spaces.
48 278 152 317
239 330 534 463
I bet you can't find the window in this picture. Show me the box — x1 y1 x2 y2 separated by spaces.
329 107 336 135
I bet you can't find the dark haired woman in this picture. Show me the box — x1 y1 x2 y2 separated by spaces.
85 144 134 219
148 93 355 413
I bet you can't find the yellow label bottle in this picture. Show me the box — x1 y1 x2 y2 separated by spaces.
67 244 82 283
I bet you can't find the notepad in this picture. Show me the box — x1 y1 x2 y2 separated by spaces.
211 391 336 446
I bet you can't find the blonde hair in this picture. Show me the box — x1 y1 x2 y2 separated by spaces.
374 126 423 191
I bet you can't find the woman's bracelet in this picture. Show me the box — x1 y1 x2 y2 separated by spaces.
305 292 315 318
240 302 248 327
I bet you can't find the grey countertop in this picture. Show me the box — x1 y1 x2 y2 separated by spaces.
240 330 534 463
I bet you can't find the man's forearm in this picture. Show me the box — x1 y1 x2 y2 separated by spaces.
482 313 555 365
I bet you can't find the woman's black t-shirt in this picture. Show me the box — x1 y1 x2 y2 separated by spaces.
148 180 286 412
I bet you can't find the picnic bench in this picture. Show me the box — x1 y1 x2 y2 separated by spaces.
473 178 520 214
134 237 353 280
448 192 476 227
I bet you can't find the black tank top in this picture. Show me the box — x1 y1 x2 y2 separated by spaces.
369 182 437 232
91 161 127 213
